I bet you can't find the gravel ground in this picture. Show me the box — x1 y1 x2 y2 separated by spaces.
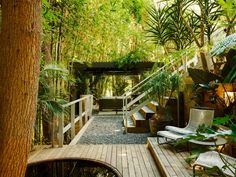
78 114 151 144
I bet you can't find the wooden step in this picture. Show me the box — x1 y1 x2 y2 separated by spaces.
127 126 150 133
123 116 135 127
147 101 159 112
140 106 155 119
132 112 149 128
132 112 145 126
124 116 149 133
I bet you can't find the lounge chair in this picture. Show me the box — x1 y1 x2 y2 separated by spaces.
156 130 186 144
193 151 236 177
166 108 215 134
157 108 215 144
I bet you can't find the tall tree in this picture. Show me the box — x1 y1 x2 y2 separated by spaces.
0 0 41 177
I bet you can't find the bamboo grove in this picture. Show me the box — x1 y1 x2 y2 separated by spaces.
34 0 236 146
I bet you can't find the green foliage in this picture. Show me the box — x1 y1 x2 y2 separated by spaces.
223 56 236 83
209 32 236 83
45 0 150 62
146 5 170 47
218 0 236 18
146 0 221 53
213 114 234 126
124 0 146 23
115 48 148 68
38 63 69 115
213 115 236 141
194 0 222 42
144 70 181 108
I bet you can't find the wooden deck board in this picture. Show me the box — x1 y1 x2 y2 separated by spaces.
126 145 136 177
130 145 143 177
139 144 156 177
28 144 161 177
135 145 150 177
122 145 129 177
142 145 161 177
111 145 117 167
95 144 103 160
163 145 188 177
116 145 123 174
147 137 192 177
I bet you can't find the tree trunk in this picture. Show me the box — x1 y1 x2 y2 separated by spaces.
199 51 209 71
0 0 41 177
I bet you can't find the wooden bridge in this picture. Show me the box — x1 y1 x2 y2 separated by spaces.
28 138 192 177
29 144 161 177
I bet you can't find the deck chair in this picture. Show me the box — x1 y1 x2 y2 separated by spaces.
156 130 186 144
157 108 214 144
193 151 236 177
166 108 215 134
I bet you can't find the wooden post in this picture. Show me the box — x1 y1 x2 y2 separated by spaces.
90 95 93 117
71 104 75 139
79 101 83 128
123 96 125 121
85 97 88 122
125 97 128 133
58 112 64 147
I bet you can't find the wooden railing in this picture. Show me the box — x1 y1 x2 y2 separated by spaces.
58 95 93 147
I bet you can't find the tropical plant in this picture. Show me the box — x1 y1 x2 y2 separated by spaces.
34 63 69 145
147 0 222 71
144 70 182 109
146 1 197 52
188 32 236 84
214 35 236 84
146 5 170 53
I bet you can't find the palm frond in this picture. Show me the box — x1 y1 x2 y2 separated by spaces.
210 32 236 56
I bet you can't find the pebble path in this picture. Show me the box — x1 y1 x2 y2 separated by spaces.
78 114 151 144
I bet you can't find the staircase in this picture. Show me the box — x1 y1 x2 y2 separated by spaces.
126 103 158 133
122 54 199 133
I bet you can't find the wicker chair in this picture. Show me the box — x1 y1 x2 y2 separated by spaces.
157 108 214 144
193 151 236 177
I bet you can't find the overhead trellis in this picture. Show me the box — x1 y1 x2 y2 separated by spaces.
73 61 162 75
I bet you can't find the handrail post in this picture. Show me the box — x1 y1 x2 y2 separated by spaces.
71 104 75 139
85 97 88 122
125 96 128 134
58 112 64 147
79 101 83 128
90 95 93 118
122 96 125 121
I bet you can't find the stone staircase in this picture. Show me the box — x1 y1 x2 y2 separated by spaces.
125 101 159 133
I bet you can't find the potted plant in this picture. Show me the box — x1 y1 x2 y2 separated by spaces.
144 70 182 135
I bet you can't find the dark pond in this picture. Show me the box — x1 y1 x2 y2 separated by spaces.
26 159 122 177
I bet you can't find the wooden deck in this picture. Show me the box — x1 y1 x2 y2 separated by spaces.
147 138 192 177
28 144 161 177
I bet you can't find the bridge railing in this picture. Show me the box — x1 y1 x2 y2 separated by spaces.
58 95 93 147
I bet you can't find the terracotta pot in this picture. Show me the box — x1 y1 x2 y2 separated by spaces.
149 115 159 136
149 110 172 136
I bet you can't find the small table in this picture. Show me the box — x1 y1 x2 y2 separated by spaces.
189 136 227 151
